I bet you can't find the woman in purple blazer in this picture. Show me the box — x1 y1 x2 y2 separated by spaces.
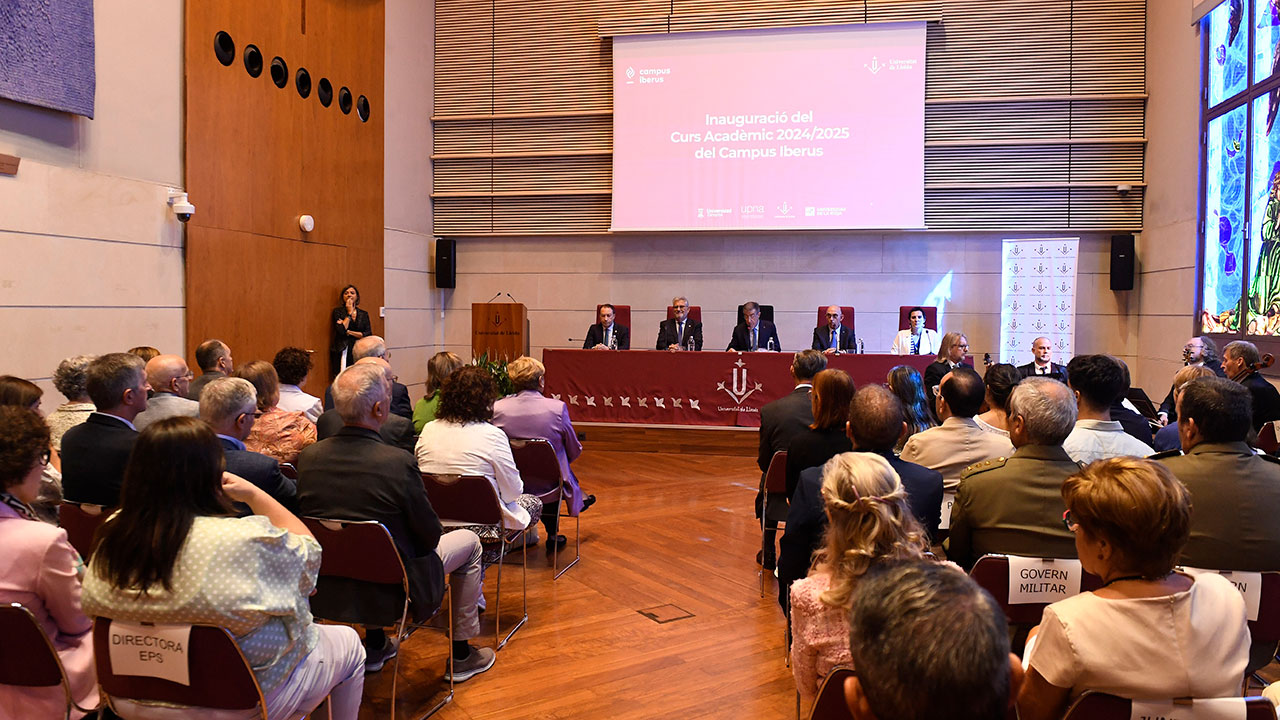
492 357 594 550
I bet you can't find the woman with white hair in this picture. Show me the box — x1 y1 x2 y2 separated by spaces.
788 452 931 710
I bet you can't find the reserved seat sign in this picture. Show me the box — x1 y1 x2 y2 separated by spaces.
938 491 956 531
107 621 192 685
1128 697 1247 720
1007 557 1083 605
1179 568 1263 621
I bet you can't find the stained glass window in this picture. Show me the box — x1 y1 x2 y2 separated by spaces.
1204 105 1247 334
1210 1 1249 105
1248 93 1280 334
1255 0 1280 83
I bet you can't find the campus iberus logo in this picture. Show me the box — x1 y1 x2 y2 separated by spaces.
717 356 763 404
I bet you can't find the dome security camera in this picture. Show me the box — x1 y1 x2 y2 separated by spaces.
167 189 195 222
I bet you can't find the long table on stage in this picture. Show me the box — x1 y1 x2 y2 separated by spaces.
542 350 934 427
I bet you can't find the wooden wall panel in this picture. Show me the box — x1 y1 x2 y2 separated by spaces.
434 0 1148 235
185 0 384 384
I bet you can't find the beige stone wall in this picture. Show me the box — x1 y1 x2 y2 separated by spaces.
0 2 184 413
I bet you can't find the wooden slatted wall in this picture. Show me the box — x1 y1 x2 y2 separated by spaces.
433 0 1146 236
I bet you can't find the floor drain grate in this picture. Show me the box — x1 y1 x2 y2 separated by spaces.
638 604 694 624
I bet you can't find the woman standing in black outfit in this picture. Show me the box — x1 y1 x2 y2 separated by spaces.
785 369 856 498
330 284 371 378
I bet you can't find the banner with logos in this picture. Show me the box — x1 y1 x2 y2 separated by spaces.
999 238 1079 367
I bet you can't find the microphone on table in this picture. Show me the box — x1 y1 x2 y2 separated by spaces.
857 337 864 354
486 291 502 302
505 292 519 303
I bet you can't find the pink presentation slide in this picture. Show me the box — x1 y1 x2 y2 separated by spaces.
611 23 926 231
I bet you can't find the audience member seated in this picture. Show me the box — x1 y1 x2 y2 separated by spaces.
843 562 1021 720
756 350 826 570
1157 336 1224 425
234 360 317 464
324 336 413 420
493 356 595 552
584 303 630 350
1016 457 1249 720
0 406 98 717
728 301 781 352
947 378 1080 570
297 363 495 681
1108 359 1154 446
82 417 365 719
779 385 943 609
886 365 934 453
1151 365 1215 453
785 369 856 499
416 366 542 552
811 306 856 354
922 332 971 400
656 296 702 351
1062 355 1154 463
413 351 464 433
1222 339 1280 432
199 377 296 512
273 346 324 423
1017 336 1068 383
126 345 160 363
900 367 1013 491
0 377 62 523
186 338 233 401
317 358 417 455
889 306 940 356
60 353 149 508
133 354 199 430
788 453 930 710
46 355 97 453
974 363 1020 437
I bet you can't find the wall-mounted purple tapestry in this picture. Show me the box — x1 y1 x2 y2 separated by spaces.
0 0 95 118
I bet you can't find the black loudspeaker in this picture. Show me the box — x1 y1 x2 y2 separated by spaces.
1110 234 1134 291
435 238 456 289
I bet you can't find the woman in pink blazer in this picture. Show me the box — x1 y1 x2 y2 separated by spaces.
0 406 97 718
492 357 594 550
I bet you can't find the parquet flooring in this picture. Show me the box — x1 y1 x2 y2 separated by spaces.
352 448 796 719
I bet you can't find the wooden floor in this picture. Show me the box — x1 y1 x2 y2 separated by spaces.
353 447 795 719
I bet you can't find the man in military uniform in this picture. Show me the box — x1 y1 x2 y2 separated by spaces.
947 378 1081 570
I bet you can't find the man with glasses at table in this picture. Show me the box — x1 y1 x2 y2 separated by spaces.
810 305 856 354
656 296 703 351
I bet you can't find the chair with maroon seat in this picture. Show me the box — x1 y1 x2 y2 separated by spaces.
898 305 938 331
58 502 107 560
760 450 788 597
1256 422 1280 454
666 305 703 324
596 304 631 333
279 462 298 481
421 472 528 650
92 618 275 719
1062 692 1275 720
0 603 102 719
968 554 1102 625
509 438 580 579
303 517 453 718
807 666 856 720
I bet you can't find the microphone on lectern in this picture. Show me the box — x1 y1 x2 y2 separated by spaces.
486 291 502 302
505 292 518 303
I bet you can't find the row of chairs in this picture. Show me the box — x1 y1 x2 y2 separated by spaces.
601 304 941 335
37 437 579 718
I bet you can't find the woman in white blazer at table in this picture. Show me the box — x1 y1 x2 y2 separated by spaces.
890 306 941 355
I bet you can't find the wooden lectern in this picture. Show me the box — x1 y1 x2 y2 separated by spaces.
472 303 527 362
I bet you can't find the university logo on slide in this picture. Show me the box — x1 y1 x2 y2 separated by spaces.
717 356 764 404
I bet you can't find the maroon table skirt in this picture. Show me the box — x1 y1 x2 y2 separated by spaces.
542 350 935 427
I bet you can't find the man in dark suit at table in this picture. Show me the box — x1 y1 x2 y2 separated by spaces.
1017 336 1068 383
778 384 943 610
61 352 150 507
584 303 630 350
728 301 781 352
656 296 703 351
810 305 856 355
755 349 826 570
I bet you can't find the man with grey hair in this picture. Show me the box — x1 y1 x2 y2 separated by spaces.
947 378 1080 570
134 354 200 430
843 561 1022 720
298 363 496 681
47 354 97 451
316 357 416 453
1157 336 1224 425
1222 339 1280 431
323 335 412 419
656 296 702 351
199 376 295 511
62 353 150 507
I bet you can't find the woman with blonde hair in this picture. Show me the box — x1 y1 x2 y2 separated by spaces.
233 360 317 464
789 452 930 709
413 351 464 433
924 331 971 397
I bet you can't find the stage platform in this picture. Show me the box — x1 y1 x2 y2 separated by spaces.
576 422 759 455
